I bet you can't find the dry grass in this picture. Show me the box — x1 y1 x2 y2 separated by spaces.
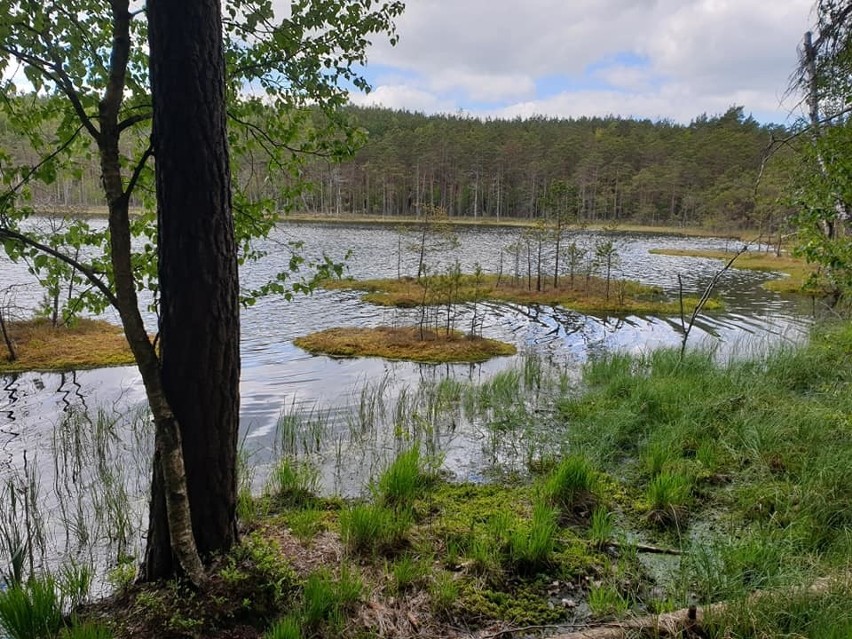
0 318 134 373
293 326 517 363
649 248 817 294
324 274 721 315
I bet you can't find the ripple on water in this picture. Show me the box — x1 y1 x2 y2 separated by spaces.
0 223 819 583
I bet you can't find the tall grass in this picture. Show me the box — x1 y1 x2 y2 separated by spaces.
541 454 599 515
0 577 64 639
374 446 435 510
339 504 411 555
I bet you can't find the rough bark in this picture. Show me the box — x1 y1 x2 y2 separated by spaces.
144 0 241 577
97 1 205 584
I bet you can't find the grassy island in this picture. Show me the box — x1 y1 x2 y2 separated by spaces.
0 318 134 373
324 273 721 315
649 248 817 294
293 326 517 363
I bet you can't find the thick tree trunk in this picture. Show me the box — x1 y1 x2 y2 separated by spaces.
145 0 241 577
95 1 205 584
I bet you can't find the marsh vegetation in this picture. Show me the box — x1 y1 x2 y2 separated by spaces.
2 322 851 637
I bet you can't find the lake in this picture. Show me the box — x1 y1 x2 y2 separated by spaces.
0 221 815 584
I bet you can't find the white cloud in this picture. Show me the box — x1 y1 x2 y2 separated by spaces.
354 0 816 122
349 84 457 114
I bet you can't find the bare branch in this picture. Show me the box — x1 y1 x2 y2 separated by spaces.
123 144 153 200
118 111 152 132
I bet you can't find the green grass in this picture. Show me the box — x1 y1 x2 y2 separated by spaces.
0 577 64 639
301 568 362 631
646 471 692 527
587 585 630 618
339 504 411 555
263 615 301 639
508 499 558 574
61 624 113 639
265 459 319 508
588 508 614 548
374 446 435 510
541 454 600 516
388 555 430 594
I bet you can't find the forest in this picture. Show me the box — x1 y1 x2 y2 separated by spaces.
3 103 796 232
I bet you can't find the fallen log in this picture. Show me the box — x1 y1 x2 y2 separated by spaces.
547 574 846 639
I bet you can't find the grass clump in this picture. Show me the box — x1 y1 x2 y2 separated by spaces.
588 508 615 549
294 326 516 364
263 615 301 639
508 499 558 574
339 504 411 555
374 446 436 510
265 458 319 509
301 567 362 631
646 471 692 527
0 318 135 373
61 624 113 639
388 555 430 594
0 577 64 639
542 454 600 517
588 585 630 618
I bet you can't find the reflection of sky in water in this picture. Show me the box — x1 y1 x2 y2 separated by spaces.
2 223 815 469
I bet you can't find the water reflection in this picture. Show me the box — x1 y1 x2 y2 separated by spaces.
0 223 819 584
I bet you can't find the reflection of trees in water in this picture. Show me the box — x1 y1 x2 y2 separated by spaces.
2 373 20 423
57 370 90 416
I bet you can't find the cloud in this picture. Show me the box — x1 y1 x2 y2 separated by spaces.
353 0 816 123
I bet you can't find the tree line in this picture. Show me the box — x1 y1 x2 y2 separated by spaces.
3 101 799 233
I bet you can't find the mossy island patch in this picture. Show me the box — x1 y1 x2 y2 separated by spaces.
323 273 721 315
293 326 517 363
649 248 818 295
0 318 134 373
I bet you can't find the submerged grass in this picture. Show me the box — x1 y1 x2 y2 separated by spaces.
0 318 134 373
20 320 852 638
323 273 722 315
293 325 516 363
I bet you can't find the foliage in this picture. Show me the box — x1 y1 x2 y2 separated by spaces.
788 0 852 303
0 0 404 318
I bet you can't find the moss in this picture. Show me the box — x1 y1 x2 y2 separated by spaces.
649 248 818 294
293 326 517 363
0 318 135 373
324 273 721 315
458 580 567 626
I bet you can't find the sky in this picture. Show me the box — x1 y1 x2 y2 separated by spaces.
347 0 817 125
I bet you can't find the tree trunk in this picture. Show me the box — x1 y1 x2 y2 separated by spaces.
0 305 16 362
144 0 241 578
89 0 206 585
